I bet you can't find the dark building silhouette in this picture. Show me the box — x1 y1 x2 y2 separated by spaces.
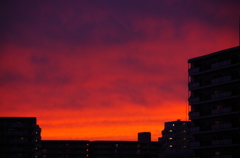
41 140 90 158
89 140 160 158
0 117 41 158
188 46 240 158
159 119 193 158
41 133 161 158
1 117 162 158
138 132 151 143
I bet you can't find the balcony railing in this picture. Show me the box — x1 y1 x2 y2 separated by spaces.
212 139 232 145
190 127 200 132
189 82 200 89
211 123 232 130
189 97 200 103
211 107 232 114
189 67 199 74
211 60 231 69
190 142 200 147
211 76 231 84
189 112 200 118
211 91 231 99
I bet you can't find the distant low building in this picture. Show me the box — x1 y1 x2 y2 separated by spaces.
41 138 161 158
159 119 193 158
41 140 90 158
0 117 41 158
89 140 161 158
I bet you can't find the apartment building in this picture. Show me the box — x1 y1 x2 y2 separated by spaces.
89 140 160 158
160 119 193 158
188 46 240 158
41 140 90 158
41 136 161 158
0 117 42 158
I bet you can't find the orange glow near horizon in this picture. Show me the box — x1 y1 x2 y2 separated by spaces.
2 102 187 141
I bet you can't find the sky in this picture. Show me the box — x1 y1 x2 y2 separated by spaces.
0 0 240 141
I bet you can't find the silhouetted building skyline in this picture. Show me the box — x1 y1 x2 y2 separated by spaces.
2 46 239 158
188 46 240 158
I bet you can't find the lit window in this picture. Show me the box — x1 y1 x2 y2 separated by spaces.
169 145 172 147
115 144 118 147
86 154 89 157
169 138 172 140
172 124 175 126
86 149 88 151
169 130 172 132
86 144 89 146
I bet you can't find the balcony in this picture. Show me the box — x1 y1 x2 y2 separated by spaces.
212 139 232 145
211 60 231 69
211 123 232 130
189 112 200 118
190 127 200 133
211 107 232 114
189 82 200 89
190 142 200 147
189 97 200 103
211 91 231 99
211 76 231 84
189 67 200 74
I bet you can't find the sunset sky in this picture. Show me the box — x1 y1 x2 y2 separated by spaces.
1 0 240 141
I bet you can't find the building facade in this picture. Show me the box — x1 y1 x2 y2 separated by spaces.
188 46 240 158
41 140 90 158
41 139 161 158
89 141 160 158
160 119 193 158
0 117 41 158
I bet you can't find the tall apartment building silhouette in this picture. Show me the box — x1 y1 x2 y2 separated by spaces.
0 117 42 158
188 46 240 158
